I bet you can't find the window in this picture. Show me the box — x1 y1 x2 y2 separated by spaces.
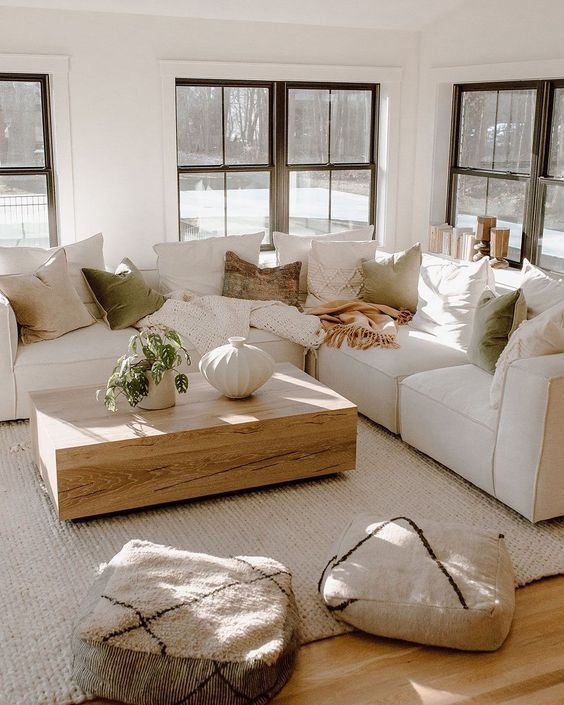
448 81 564 273
0 74 56 247
175 80 378 246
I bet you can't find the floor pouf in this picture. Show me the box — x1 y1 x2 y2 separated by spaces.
319 514 515 651
72 540 300 705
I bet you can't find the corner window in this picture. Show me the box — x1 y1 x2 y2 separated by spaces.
448 81 564 273
175 80 378 247
0 74 56 247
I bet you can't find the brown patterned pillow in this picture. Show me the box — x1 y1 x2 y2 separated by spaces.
222 251 302 308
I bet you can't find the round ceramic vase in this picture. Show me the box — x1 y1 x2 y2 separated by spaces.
137 369 176 410
199 336 275 399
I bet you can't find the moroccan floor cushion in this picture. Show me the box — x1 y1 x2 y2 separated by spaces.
319 515 515 651
72 540 300 705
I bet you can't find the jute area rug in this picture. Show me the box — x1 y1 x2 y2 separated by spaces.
2 417 564 705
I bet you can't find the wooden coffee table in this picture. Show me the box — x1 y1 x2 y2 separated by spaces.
29 363 357 520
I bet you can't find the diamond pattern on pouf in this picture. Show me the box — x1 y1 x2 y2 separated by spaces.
72 540 300 705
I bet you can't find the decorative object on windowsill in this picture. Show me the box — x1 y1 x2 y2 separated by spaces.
490 228 511 269
473 215 497 261
199 336 275 399
101 330 190 412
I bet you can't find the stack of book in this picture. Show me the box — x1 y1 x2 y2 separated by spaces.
428 224 476 261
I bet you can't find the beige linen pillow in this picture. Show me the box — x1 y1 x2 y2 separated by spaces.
361 243 422 312
490 301 564 408
0 233 105 318
154 232 264 295
520 259 564 319
319 514 515 651
305 239 378 309
274 226 374 295
0 249 95 344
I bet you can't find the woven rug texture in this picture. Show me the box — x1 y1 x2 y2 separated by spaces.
2 417 564 705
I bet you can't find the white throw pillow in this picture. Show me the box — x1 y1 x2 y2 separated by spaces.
490 301 564 408
154 232 264 295
305 239 378 309
0 233 105 318
411 257 495 350
274 226 374 295
520 259 564 319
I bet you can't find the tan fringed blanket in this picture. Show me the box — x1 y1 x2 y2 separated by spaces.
309 299 413 350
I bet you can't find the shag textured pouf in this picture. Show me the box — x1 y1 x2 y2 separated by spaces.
72 540 300 705
319 514 515 651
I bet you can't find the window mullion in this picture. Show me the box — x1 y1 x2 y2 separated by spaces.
526 81 551 264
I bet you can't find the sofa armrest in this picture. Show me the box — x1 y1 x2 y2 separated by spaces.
0 293 18 371
0 293 18 421
493 353 564 522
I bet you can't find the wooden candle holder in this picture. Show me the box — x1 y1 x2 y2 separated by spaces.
473 216 497 261
490 227 510 269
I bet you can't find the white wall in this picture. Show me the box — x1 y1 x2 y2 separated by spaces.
412 0 564 244
0 5 420 267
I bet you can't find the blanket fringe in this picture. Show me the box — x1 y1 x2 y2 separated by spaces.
324 323 400 350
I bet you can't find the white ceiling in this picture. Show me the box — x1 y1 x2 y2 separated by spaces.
0 0 468 31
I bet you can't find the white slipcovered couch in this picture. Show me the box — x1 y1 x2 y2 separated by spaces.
1 261 563 523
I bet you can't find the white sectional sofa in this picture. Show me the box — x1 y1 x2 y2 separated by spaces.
1 262 563 523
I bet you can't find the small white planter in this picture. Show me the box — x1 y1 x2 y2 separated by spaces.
199 336 275 399
137 369 176 410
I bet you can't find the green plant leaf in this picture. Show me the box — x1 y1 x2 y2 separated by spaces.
151 361 166 385
165 330 183 348
160 344 176 369
175 373 189 394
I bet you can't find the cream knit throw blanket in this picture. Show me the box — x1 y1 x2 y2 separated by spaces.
138 292 323 355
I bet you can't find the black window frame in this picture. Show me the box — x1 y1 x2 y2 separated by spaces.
0 72 57 246
447 80 564 272
175 78 379 249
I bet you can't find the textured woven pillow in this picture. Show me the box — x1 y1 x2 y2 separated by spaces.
305 239 378 309
361 243 422 312
490 301 564 408
274 226 374 296
222 251 301 307
82 258 165 329
319 514 515 651
0 249 95 344
0 233 105 318
72 540 300 705
467 288 527 374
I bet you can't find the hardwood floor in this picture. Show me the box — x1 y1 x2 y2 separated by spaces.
91 575 564 705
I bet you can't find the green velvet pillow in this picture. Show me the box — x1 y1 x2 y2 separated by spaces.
82 258 165 330
361 243 421 312
467 288 527 374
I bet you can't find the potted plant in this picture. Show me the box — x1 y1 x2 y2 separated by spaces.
103 330 191 412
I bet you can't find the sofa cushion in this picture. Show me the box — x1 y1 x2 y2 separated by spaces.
520 259 564 318
400 364 497 494
316 325 467 433
222 251 301 308
0 233 105 318
361 243 421 312
319 515 515 651
305 239 378 309
82 258 165 330
154 233 264 295
274 226 374 295
0 250 95 344
411 258 495 351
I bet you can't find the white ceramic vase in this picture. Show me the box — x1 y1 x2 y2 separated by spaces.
199 336 275 399
137 369 176 410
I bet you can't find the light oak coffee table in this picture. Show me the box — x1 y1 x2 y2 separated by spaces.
30 363 357 520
